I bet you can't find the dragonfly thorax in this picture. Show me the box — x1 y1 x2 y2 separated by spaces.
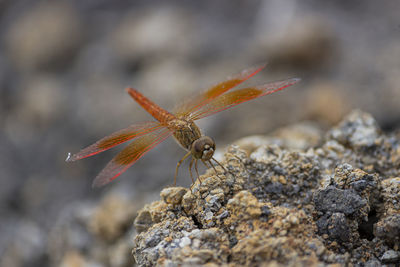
170 119 202 150
191 136 215 160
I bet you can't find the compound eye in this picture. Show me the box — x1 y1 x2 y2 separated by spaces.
191 136 215 160
194 140 205 153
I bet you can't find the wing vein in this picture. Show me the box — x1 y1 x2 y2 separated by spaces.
92 128 173 187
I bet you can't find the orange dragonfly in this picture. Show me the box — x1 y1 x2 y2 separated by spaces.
66 64 300 187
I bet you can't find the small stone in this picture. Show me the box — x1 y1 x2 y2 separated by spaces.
380 250 400 264
374 214 400 245
313 186 367 216
287 214 299 225
328 110 380 148
179 237 191 248
205 211 214 221
134 210 153 233
217 210 229 220
161 187 188 205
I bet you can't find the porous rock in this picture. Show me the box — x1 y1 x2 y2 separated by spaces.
133 110 400 266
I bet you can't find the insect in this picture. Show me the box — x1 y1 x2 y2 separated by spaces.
66 64 300 187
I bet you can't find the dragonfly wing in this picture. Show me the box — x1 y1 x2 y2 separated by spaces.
190 78 300 121
66 121 163 162
92 127 173 187
173 64 266 117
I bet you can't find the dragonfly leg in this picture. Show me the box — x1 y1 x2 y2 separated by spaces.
189 158 195 184
211 157 227 173
175 151 191 186
195 159 202 184
205 159 221 179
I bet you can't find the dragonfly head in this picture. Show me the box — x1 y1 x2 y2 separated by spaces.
191 136 215 160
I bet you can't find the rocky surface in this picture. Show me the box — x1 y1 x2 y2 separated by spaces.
133 110 400 266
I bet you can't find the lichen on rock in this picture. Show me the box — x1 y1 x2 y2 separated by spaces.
132 110 400 266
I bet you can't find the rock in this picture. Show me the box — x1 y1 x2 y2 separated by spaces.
320 110 400 178
0 220 46 267
59 251 87 267
88 193 138 242
110 7 195 66
328 110 380 148
253 16 337 70
5 2 82 71
15 75 64 128
304 82 350 125
316 212 352 243
235 122 323 153
226 190 262 221
314 186 367 216
380 250 400 264
132 110 400 266
247 144 321 207
374 215 400 247
109 239 135 267
134 217 230 266
134 209 154 234
47 190 140 266
380 177 400 215
160 187 188 206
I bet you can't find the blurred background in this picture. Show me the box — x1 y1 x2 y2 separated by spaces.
0 0 399 266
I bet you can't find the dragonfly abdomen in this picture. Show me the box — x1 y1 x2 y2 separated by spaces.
126 88 175 123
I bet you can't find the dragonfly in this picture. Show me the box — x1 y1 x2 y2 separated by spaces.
66 64 300 187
